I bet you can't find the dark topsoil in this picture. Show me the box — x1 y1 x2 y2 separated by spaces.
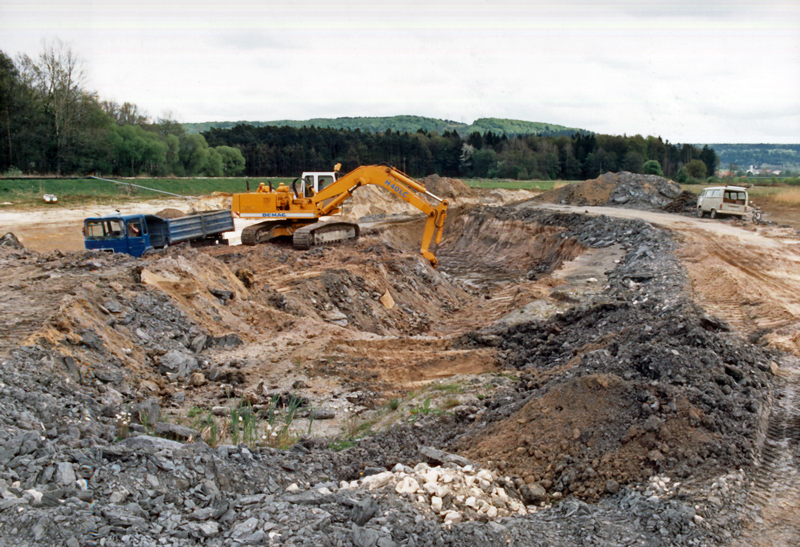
0 207 780 547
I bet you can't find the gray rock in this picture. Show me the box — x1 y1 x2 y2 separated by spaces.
158 350 198 378
352 524 381 547
103 299 124 313
520 482 547 504
57 462 76 486
0 232 24 249
197 520 219 537
230 517 259 538
154 422 199 441
418 446 471 467
210 333 243 348
350 497 379 526
284 490 332 505
118 435 184 451
190 334 208 353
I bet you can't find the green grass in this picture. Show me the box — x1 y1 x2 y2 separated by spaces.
0 176 293 208
328 439 357 451
429 382 464 394
463 179 565 191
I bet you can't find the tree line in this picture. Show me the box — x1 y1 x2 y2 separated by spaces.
0 40 718 182
0 42 245 177
203 124 719 181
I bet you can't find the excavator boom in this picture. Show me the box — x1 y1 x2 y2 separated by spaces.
309 165 448 266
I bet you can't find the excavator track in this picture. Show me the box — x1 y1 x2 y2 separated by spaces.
293 221 360 250
241 220 304 245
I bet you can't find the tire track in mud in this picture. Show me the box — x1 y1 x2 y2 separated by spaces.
682 229 800 343
735 358 800 547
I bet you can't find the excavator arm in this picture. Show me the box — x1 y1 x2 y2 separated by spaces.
311 165 449 267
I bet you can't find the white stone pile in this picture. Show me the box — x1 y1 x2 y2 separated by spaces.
341 462 536 524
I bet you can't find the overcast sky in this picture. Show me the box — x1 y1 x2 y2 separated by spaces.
1 0 798 143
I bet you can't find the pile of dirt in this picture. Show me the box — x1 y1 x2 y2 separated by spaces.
154 208 185 219
190 191 232 212
419 174 477 200
539 171 685 211
343 175 476 220
663 190 700 213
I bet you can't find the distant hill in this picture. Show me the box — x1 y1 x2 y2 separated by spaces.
184 116 586 138
707 143 800 172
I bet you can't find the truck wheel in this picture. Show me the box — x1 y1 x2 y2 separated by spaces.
710 209 717 219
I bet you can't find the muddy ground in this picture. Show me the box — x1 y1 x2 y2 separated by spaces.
0 178 799 546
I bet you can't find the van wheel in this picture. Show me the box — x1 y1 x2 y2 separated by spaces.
697 209 704 218
710 209 717 219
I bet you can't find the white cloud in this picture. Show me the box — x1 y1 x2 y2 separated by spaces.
0 0 797 142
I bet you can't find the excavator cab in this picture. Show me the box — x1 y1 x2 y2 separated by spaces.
299 171 339 197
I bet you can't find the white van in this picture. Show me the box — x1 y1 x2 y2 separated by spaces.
697 186 749 218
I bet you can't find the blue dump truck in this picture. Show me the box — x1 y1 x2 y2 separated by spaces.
83 209 235 257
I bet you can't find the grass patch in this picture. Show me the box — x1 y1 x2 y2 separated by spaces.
442 397 461 410
464 179 565 191
328 439 357 451
0 176 293 208
429 382 464 394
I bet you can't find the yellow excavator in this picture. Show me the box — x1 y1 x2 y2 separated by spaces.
231 164 449 267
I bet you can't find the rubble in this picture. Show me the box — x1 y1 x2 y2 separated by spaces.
538 171 693 212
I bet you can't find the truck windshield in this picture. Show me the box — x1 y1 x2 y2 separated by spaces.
85 219 125 240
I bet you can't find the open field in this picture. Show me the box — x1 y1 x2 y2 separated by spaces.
0 172 799 546
463 179 567 191
0 177 291 208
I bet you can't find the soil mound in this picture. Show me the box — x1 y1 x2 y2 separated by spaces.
664 189 700 213
540 171 684 211
419 174 476 199
191 191 232 212
154 208 186 219
343 175 475 220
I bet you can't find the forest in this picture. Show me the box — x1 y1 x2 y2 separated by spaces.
203 124 719 182
0 44 245 178
0 42 717 182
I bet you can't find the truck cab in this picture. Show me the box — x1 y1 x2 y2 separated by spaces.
697 186 749 218
83 214 158 257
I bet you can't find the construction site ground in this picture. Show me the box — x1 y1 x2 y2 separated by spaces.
0 176 798 546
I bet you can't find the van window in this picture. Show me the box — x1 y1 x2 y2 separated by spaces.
724 191 747 204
